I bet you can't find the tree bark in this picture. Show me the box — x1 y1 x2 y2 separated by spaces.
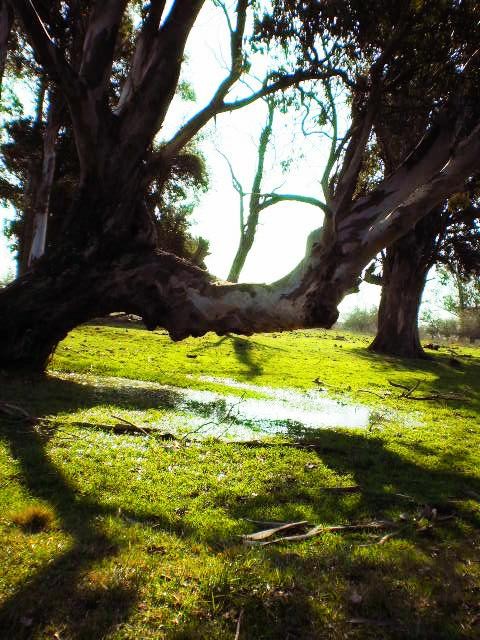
27 95 62 267
3 1 480 373
18 78 46 276
368 218 436 358
0 0 13 101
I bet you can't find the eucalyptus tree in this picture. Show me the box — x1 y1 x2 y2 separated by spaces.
263 0 480 358
1 0 480 373
224 81 340 283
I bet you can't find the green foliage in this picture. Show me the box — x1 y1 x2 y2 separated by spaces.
341 306 378 334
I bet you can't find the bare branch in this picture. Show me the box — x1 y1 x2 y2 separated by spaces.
259 193 328 215
217 148 245 233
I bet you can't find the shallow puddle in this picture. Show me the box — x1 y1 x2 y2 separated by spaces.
176 376 372 439
54 372 377 440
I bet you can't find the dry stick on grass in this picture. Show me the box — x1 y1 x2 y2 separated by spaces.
387 380 466 401
110 414 153 436
234 609 244 640
358 389 389 399
243 520 398 546
241 521 309 541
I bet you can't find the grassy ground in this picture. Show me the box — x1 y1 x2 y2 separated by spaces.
0 325 479 639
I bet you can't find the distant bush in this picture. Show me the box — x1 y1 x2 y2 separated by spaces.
342 306 378 334
0 270 14 289
420 311 459 339
459 309 480 341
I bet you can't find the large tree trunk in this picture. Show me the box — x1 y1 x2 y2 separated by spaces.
369 238 429 358
0 221 345 371
369 212 444 358
4 0 480 373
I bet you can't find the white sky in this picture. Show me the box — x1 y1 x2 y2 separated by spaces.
0 0 451 318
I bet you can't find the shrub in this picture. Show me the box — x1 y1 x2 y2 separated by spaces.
342 306 378 334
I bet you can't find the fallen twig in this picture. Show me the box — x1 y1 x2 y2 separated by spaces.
321 485 361 493
234 608 244 640
387 380 467 402
243 520 398 546
358 389 388 399
111 415 151 436
241 521 309 542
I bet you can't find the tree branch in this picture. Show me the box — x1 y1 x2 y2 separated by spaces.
259 193 328 215
116 0 167 113
9 0 77 96
0 0 13 100
153 66 349 176
117 0 206 172
79 0 129 101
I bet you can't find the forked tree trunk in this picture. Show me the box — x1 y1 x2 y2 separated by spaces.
3 0 480 373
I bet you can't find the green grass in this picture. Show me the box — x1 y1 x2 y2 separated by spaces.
0 325 479 639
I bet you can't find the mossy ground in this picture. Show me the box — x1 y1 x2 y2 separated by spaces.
0 324 479 639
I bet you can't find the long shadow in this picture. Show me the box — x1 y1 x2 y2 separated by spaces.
0 417 138 639
0 372 184 418
210 430 480 638
0 373 217 638
352 346 480 412
188 334 264 378
223 427 480 530
231 336 263 378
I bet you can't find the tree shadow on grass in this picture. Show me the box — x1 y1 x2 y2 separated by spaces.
211 430 480 639
0 371 185 418
351 346 480 412
0 418 139 639
0 374 207 638
231 336 263 378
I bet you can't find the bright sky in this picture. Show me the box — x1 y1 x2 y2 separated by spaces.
0 0 451 318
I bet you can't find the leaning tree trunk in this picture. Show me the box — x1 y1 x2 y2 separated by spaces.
368 214 441 358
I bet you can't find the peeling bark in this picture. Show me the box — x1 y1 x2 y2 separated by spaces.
27 96 62 267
